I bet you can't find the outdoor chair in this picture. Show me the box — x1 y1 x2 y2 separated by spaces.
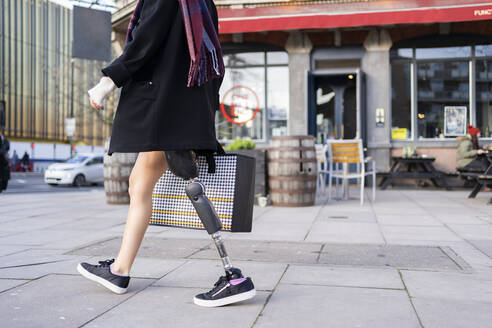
315 144 339 195
326 139 376 205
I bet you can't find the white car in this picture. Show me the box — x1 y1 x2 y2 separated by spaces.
44 153 104 186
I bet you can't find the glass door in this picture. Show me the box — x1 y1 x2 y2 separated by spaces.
308 70 363 143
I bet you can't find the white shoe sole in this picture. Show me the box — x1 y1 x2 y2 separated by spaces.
77 263 128 295
193 289 256 307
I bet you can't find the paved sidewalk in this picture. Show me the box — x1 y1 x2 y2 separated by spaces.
1 188 492 327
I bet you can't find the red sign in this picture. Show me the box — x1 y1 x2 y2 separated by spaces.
218 1 492 34
220 86 260 126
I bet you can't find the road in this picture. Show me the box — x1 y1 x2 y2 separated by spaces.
2 172 104 194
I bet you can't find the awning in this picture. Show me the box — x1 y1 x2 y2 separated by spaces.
218 0 492 34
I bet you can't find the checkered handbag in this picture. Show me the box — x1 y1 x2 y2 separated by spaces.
150 153 255 232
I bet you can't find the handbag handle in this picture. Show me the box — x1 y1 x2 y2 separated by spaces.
216 141 226 155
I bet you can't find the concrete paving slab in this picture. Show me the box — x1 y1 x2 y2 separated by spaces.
0 279 29 293
401 270 492 302
318 244 463 271
448 224 492 241
0 249 75 267
0 229 112 247
228 221 311 242
468 240 492 260
0 230 21 238
41 230 119 250
305 221 385 244
0 245 30 257
424 206 477 217
252 206 273 220
84 286 269 328
412 298 492 328
446 243 492 270
255 206 320 223
152 227 212 239
282 265 403 289
381 225 462 243
2 188 492 327
316 207 377 222
190 240 322 264
45 216 125 231
105 224 170 236
254 284 420 328
434 214 488 225
0 254 93 279
0 274 155 328
68 237 211 259
0 217 76 232
154 259 286 291
376 214 442 226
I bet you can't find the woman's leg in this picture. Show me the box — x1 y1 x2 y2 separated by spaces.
111 151 168 275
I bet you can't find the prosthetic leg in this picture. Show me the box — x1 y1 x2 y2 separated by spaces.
165 151 255 306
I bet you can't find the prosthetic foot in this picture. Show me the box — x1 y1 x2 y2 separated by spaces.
166 150 256 307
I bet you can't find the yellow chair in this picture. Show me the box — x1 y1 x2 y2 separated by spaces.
327 139 376 205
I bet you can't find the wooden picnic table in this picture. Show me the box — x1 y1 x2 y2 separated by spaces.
460 152 492 202
379 156 450 190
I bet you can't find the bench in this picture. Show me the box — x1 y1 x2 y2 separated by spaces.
458 169 492 200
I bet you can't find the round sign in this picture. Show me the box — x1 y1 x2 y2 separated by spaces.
220 85 260 125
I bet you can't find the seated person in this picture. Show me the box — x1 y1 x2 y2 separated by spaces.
457 125 490 173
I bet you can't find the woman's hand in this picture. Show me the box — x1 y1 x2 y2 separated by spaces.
477 149 485 155
88 76 117 110
90 98 104 110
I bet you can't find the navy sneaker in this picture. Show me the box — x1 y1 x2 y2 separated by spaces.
77 259 130 294
194 268 256 307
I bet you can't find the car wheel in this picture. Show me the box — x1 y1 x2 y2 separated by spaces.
73 174 86 187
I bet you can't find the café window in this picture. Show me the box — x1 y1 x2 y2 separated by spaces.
476 46 492 137
391 43 492 140
217 51 289 142
391 59 412 140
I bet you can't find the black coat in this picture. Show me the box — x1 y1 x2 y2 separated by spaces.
102 0 222 156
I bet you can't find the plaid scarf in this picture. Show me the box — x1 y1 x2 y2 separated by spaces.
126 0 225 87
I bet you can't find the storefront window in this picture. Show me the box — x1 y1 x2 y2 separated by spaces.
476 59 492 137
267 66 289 136
224 52 264 66
217 51 289 142
218 67 265 140
267 52 289 65
391 44 492 141
391 62 412 139
476 45 492 57
417 61 469 138
416 46 471 59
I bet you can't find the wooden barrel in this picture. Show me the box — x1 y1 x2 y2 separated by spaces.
268 136 317 207
103 139 138 205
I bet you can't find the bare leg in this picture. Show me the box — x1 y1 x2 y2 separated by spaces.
111 151 168 275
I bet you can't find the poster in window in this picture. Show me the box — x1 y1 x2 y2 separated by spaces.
444 106 467 136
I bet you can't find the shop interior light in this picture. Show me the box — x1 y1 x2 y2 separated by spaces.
418 113 425 119
348 74 354 80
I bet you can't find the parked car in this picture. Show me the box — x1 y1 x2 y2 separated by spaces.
44 153 104 187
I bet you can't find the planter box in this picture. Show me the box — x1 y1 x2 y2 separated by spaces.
228 149 267 199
